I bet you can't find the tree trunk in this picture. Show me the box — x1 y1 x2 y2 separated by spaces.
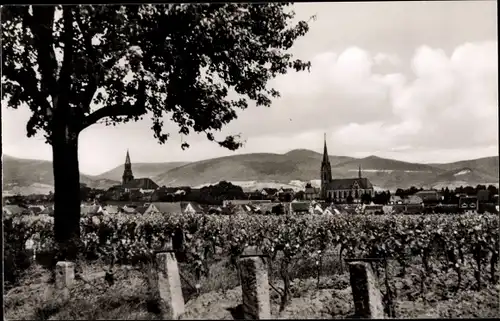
52 126 81 261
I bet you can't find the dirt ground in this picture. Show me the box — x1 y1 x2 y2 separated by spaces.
5 262 499 320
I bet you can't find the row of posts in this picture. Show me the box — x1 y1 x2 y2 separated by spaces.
53 252 386 319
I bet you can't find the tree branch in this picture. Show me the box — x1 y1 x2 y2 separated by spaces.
5 66 53 116
58 7 74 105
30 6 58 99
79 81 147 132
75 6 99 109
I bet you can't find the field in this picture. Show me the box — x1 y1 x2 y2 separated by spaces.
4 213 500 319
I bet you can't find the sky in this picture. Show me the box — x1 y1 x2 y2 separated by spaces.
2 1 498 175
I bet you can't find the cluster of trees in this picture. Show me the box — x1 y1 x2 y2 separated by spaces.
394 185 499 204
4 193 54 206
143 181 246 205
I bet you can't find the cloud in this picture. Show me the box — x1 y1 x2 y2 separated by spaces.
2 36 497 174
222 41 497 159
374 52 401 66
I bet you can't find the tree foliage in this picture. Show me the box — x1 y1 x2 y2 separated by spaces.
2 4 312 149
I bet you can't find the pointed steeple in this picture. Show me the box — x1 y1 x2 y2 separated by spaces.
125 149 131 164
320 133 332 200
322 133 330 164
358 164 362 178
122 149 134 185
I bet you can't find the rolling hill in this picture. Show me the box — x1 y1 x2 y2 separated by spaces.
92 161 190 182
429 156 499 178
2 151 498 194
2 155 119 194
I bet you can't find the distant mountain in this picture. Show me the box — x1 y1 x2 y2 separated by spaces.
152 151 357 187
2 151 498 194
2 155 119 194
429 156 499 178
152 150 498 191
92 162 190 182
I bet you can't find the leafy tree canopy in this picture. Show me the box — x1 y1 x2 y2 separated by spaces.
2 4 312 150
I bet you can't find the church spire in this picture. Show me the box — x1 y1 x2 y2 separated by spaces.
122 149 134 185
320 133 332 200
358 164 362 178
125 149 131 164
322 133 329 164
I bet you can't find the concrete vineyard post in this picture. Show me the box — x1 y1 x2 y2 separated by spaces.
55 261 75 300
348 261 385 319
239 254 271 320
155 252 185 319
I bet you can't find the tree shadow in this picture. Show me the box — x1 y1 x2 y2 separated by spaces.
226 304 245 320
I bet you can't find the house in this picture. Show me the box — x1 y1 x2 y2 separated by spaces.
182 202 204 214
3 205 30 216
405 195 423 205
363 203 384 215
120 205 139 214
276 187 295 201
102 205 120 215
415 190 441 203
259 188 278 199
223 200 253 206
389 195 403 204
405 204 424 214
459 196 478 214
135 205 149 214
327 204 343 215
40 205 55 216
477 190 490 203
105 185 123 200
304 185 320 200
289 201 311 214
382 205 394 215
392 204 406 214
81 205 104 216
28 205 45 214
207 206 232 215
143 202 183 215
323 206 335 215
253 203 276 215
233 204 257 215
310 202 326 215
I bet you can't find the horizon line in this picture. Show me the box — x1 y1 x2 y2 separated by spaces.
3 149 498 177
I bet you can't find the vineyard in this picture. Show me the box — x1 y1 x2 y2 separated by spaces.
4 212 500 319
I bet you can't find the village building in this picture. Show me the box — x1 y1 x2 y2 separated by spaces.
414 190 441 204
3 205 31 216
477 190 490 203
389 195 403 204
320 135 375 202
289 201 311 214
459 196 478 214
304 185 320 200
143 201 204 215
405 195 424 205
363 203 384 215
121 150 159 193
106 150 159 200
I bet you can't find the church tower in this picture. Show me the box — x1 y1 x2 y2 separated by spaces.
122 149 134 185
358 164 362 179
320 133 332 199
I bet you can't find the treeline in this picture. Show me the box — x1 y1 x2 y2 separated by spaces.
395 185 499 203
5 183 499 207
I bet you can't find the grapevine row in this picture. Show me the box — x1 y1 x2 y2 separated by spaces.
5 213 499 290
